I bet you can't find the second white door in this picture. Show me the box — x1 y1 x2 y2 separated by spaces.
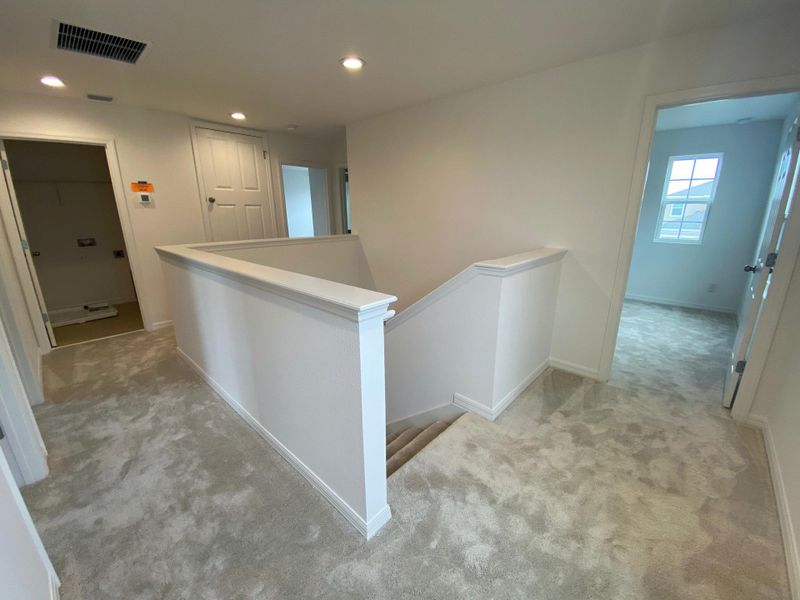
196 128 275 242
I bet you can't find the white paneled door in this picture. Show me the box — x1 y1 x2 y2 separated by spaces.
723 121 800 408
0 141 55 347
196 128 275 242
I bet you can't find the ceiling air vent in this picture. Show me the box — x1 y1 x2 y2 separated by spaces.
87 94 113 102
56 22 147 64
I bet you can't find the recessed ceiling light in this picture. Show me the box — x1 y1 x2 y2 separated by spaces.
230 112 246 120
340 56 365 71
40 75 64 88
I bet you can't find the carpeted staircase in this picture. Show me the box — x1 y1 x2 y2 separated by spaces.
386 421 450 476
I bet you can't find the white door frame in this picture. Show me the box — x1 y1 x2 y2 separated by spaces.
277 161 331 236
0 131 153 341
189 120 278 241
598 73 800 423
0 284 48 485
335 163 349 235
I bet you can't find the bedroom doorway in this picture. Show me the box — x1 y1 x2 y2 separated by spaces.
0 139 143 347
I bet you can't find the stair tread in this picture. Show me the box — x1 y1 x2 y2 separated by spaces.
386 427 422 459
386 432 398 445
387 421 450 477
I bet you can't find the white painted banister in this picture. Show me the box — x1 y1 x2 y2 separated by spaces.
385 248 566 425
156 237 396 539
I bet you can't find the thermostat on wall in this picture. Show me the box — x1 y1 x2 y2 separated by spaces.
131 181 154 206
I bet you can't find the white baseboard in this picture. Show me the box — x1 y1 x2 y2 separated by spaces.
387 404 466 434
750 416 800 600
452 392 494 421
493 359 549 417
454 359 568 422
149 319 173 331
50 571 61 600
176 347 389 540
624 294 736 315
548 357 601 380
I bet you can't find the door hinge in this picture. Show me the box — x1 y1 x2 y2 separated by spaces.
735 360 747 374
765 252 778 268
1 158 7 171
20 239 29 251
263 150 268 160
41 312 49 323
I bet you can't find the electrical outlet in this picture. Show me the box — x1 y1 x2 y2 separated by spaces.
708 283 717 293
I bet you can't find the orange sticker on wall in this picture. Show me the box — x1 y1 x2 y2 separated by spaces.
130 181 154 193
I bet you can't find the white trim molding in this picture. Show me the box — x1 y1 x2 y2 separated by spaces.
386 247 566 333
0 130 154 336
386 247 566 426
548 357 601 380
156 237 396 323
160 239 394 540
747 415 800 600
178 347 391 540
599 73 800 418
453 393 495 421
624 294 737 316
493 360 550 417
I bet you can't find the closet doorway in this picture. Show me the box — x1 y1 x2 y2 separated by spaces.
0 139 142 347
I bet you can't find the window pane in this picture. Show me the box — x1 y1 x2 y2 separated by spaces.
666 180 691 199
688 178 714 199
693 158 719 179
679 222 703 241
659 222 681 239
663 203 684 220
683 203 708 222
670 159 695 180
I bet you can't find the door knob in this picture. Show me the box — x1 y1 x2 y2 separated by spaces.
744 264 761 273
31 251 41 257
208 197 216 204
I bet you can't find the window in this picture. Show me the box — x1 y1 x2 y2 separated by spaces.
655 154 722 243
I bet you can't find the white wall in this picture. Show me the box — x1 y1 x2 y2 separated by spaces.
267 131 347 235
626 121 783 314
0 448 57 600
385 249 564 424
750 252 800 597
7 140 138 311
0 92 345 335
0 90 209 330
158 243 395 538
208 235 376 290
346 11 800 378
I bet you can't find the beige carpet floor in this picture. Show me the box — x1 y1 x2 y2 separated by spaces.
20 301 790 599
53 301 143 347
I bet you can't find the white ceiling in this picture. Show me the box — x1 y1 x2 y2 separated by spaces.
0 0 796 136
656 92 800 131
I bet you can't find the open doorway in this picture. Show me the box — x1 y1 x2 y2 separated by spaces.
280 164 330 237
611 91 800 407
0 140 142 347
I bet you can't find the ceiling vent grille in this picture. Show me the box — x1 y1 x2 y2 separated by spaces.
56 22 147 64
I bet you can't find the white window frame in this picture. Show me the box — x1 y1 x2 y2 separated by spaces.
654 152 723 245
